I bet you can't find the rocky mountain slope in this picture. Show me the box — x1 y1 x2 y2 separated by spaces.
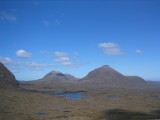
0 62 19 88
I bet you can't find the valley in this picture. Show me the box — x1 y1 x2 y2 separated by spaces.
1 63 160 120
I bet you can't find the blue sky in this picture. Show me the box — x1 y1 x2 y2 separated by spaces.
0 0 160 81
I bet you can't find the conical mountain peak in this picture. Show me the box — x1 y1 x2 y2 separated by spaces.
80 65 146 89
93 65 123 76
80 65 124 82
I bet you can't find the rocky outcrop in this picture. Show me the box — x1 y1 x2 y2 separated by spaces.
0 62 19 88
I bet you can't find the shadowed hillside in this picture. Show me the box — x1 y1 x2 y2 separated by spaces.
0 62 19 88
100 109 160 120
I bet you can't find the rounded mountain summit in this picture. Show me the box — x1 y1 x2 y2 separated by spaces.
42 71 78 82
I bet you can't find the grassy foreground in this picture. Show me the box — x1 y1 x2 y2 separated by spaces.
1 88 160 120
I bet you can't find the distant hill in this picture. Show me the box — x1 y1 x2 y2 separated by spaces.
20 65 150 91
19 71 79 91
80 65 147 89
42 71 78 82
0 62 19 88
146 81 160 89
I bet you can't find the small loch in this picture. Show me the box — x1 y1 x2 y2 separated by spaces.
109 96 120 100
48 91 87 100
36 112 45 116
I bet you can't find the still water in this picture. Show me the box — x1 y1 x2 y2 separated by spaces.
48 91 87 100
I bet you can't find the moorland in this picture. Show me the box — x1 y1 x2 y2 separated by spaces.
1 63 160 120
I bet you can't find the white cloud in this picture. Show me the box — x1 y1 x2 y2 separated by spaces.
54 52 67 57
136 49 142 54
54 52 73 67
25 62 54 70
0 11 16 22
16 49 32 58
98 42 123 55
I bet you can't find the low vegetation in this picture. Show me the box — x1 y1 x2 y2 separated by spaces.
1 87 160 120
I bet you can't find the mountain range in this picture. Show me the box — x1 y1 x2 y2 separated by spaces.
1 62 156 90
20 65 149 90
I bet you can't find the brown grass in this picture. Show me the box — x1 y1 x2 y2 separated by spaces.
1 87 160 120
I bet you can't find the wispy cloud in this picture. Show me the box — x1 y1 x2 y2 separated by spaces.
61 61 73 66
0 56 12 64
16 49 32 58
0 56 19 65
54 52 67 57
0 56 21 73
40 50 51 58
54 52 73 67
55 56 70 62
136 49 142 54
0 56 54 72
25 62 53 70
98 42 123 55
40 51 50 55
0 11 16 22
